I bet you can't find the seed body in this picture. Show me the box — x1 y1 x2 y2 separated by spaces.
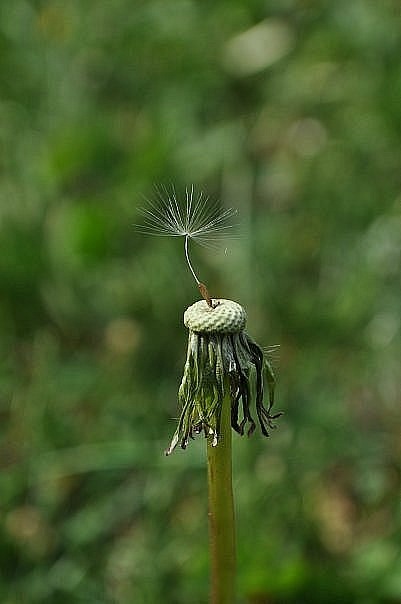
184 299 247 334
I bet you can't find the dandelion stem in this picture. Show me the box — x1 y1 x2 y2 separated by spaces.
207 381 236 604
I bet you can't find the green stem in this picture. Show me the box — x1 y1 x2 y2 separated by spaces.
207 386 236 604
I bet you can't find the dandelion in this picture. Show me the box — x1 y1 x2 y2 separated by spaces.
137 186 281 604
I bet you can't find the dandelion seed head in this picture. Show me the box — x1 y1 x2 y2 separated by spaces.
165 300 282 455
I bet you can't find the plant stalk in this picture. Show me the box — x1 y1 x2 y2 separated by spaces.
207 385 236 604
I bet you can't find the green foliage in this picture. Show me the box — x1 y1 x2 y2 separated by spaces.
1 1 400 602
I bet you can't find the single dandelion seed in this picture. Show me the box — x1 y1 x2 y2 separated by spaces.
136 185 237 306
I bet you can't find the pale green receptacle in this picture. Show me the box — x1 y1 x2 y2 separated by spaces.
184 299 247 334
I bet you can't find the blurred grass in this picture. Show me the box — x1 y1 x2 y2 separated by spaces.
0 1 400 603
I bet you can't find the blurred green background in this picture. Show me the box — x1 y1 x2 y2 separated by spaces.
1 1 400 603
